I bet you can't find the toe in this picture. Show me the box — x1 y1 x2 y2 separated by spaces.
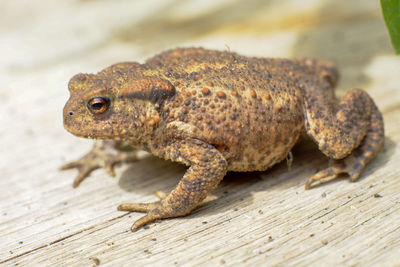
60 161 81 170
104 163 117 177
117 202 160 213
305 167 338 189
131 213 160 232
73 167 95 188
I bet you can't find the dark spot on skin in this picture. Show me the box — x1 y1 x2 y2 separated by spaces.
343 121 352 128
327 149 336 156
75 74 86 82
178 113 186 121
332 135 338 145
190 72 201 81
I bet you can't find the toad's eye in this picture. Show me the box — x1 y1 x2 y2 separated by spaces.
87 97 111 115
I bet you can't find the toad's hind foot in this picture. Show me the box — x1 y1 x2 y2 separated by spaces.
304 86 384 189
305 159 362 189
305 115 384 190
118 190 188 231
118 200 188 232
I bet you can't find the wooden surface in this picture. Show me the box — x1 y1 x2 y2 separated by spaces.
1 0 400 266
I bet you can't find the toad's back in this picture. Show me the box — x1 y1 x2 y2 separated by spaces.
145 48 330 171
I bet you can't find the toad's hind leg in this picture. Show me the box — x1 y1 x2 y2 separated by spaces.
304 88 384 189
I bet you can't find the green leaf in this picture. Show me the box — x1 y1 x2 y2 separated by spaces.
381 0 400 54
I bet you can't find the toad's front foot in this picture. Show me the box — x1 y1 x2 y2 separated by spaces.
118 198 189 232
60 141 138 187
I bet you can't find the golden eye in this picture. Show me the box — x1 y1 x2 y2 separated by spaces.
87 97 111 115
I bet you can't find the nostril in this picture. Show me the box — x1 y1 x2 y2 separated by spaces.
68 111 74 116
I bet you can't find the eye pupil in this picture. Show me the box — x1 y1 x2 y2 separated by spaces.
87 97 110 114
91 102 104 110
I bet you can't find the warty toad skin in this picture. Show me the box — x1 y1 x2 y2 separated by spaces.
62 47 384 231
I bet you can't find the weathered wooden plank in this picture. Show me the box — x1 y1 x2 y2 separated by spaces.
1 0 399 266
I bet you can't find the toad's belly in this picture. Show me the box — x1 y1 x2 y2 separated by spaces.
225 122 304 172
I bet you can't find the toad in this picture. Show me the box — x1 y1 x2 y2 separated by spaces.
61 48 384 231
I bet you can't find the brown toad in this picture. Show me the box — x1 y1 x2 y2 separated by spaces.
62 47 384 231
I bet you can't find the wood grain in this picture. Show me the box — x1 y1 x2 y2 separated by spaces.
1 0 399 266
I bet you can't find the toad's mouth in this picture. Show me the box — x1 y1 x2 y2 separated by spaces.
63 111 120 141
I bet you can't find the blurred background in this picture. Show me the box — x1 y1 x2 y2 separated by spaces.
0 0 394 85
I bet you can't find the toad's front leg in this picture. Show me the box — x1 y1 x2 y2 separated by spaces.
60 140 139 187
118 140 228 231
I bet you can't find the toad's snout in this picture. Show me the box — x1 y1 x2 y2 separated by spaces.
62 99 78 132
